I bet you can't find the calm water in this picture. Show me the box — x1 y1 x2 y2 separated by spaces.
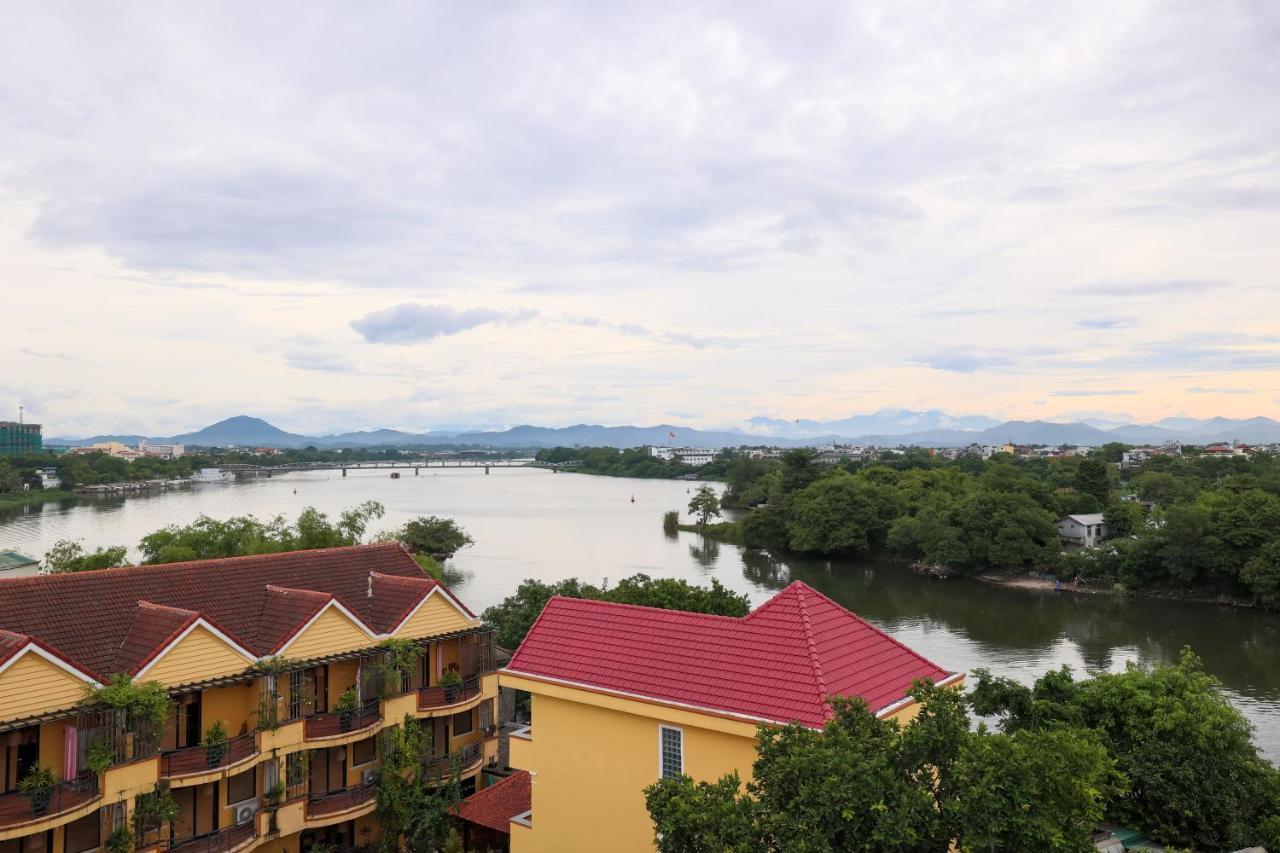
3 467 1279 759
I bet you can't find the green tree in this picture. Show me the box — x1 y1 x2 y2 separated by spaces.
785 471 899 556
393 516 474 560
1072 458 1112 506
970 650 1280 850
645 683 1117 852
482 574 749 649
375 715 462 852
688 485 722 528
43 539 130 573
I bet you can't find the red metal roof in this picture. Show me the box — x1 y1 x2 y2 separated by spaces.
505 581 954 728
0 543 471 681
455 771 531 833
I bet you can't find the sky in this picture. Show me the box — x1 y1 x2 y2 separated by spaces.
2 1 1279 437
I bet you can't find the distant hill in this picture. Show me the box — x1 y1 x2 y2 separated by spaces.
742 409 1001 439
43 413 1280 450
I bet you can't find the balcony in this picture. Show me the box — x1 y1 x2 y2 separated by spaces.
305 782 377 820
421 742 483 779
0 774 99 830
303 702 380 740
417 674 481 711
160 733 258 778
168 821 256 853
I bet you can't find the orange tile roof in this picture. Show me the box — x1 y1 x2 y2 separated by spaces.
0 543 473 682
455 771 531 833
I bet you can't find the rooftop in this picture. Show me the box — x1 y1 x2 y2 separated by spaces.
505 581 954 728
455 771 531 833
0 543 475 681
0 551 39 572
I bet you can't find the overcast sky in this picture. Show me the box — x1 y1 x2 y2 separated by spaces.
3 1 1278 436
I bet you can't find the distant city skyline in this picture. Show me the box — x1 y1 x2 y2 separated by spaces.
3 3 1278 435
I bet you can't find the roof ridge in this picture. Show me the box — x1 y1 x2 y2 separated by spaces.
0 542 404 589
134 600 199 616
264 584 333 599
793 585 829 709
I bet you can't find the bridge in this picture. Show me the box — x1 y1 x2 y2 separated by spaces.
221 458 535 477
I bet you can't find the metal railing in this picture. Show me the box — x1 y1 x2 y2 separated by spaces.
303 702 380 740
160 733 257 778
168 820 256 853
304 782 377 819
417 674 481 710
421 742 483 778
0 773 99 829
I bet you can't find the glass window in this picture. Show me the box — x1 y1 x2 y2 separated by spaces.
452 710 473 736
660 726 682 779
351 737 375 767
227 768 255 805
65 810 101 853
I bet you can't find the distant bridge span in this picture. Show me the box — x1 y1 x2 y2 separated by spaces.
221 458 535 477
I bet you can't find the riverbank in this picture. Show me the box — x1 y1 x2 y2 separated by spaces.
975 569 1265 610
0 489 73 510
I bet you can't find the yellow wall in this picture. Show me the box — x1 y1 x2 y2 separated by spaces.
0 653 91 721
281 607 373 661
506 686 757 853
327 661 359 706
201 681 257 739
392 595 473 638
143 625 252 688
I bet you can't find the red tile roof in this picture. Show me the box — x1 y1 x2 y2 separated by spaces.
505 581 955 728
455 771 531 833
0 543 473 682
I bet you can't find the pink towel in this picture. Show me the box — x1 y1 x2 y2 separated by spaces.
63 726 77 779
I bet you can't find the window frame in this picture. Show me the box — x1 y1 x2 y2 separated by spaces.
351 736 376 768
658 724 683 779
225 766 257 808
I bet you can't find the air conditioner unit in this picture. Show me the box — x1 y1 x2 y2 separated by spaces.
234 802 258 826
361 769 378 786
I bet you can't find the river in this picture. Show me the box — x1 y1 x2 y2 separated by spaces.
3 467 1279 759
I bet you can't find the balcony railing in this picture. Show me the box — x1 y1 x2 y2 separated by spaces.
168 821 255 853
0 773 99 829
421 742 483 779
417 674 481 710
303 701 380 740
305 782 377 819
160 733 257 778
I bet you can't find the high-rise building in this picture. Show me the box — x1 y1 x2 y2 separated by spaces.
0 422 42 457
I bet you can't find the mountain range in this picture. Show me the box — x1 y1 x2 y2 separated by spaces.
44 412 1280 450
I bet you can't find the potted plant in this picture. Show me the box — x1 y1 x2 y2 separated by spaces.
203 720 229 768
18 765 55 814
264 781 286 809
439 668 463 703
106 824 135 853
334 687 361 732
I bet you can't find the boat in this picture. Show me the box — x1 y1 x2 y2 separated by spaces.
390 472 400 479
191 467 236 483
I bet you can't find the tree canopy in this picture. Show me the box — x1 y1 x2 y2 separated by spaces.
385 515 474 560
645 682 1120 853
970 650 1280 851
481 574 750 649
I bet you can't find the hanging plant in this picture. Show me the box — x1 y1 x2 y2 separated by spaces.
86 738 116 775
87 675 170 735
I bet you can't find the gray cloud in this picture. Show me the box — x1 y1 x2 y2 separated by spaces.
1050 389 1139 397
1076 318 1136 330
912 349 1016 373
352 304 537 345
561 316 743 350
283 350 355 373
1075 280 1227 297
1186 386 1255 395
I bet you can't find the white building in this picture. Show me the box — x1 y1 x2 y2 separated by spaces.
138 440 185 458
1058 513 1109 548
648 446 716 466
35 468 60 489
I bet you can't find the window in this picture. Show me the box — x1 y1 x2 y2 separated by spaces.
227 768 256 806
452 710 473 736
64 810 101 853
351 736 375 767
659 726 683 779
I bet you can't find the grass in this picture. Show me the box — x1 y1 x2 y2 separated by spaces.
0 489 73 510
675 520 744 544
